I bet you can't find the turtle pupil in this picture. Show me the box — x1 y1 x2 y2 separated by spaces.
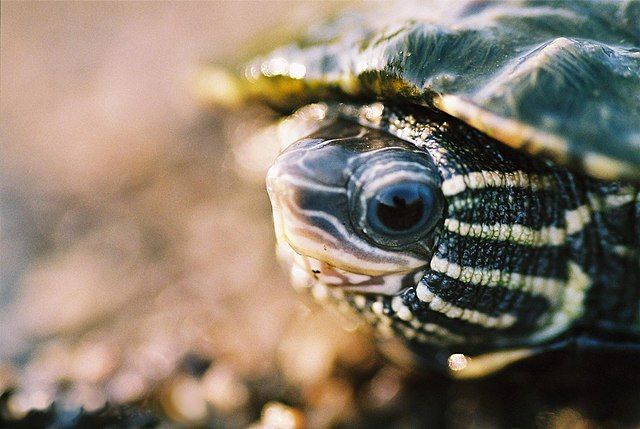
375 186 425 231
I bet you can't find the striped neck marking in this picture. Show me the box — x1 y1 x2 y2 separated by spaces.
429 256 563 302
444 219 566 247
441 170 555 196
416 282 517 329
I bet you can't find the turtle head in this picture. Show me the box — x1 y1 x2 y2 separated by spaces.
267 119 443 295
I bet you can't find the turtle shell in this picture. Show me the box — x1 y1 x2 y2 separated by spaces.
240 0 640 181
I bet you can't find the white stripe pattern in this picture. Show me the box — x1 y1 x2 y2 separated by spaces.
444 218 566 246
429 256 562 302
587 190 637 211
444 203 597 246
604 192 636 208
564 205 591 235
371 297 465 342
441 170 555 196
530 261 591 342
416 283 517 328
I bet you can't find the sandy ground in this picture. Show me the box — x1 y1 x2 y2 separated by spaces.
2 2 640 428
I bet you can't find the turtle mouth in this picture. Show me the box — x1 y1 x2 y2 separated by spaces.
274 238 426 295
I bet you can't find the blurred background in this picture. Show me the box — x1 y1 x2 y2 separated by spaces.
1 2 640 428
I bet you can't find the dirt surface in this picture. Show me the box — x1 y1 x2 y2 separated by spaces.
2 3 640 428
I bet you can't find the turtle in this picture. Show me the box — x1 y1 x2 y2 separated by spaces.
231 0 640 377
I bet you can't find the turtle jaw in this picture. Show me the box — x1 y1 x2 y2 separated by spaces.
273 234 427 296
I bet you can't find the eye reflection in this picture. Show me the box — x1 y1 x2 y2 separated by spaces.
367 182 436 236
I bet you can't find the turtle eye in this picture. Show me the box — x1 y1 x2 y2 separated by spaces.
348 149 443 248
366 182 438 239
